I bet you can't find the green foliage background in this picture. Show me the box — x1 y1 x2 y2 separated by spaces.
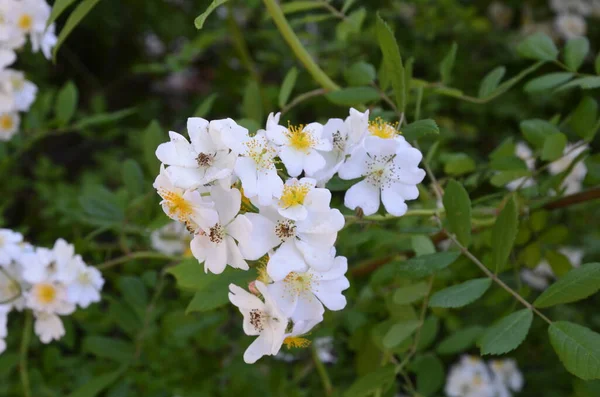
1 0 600 396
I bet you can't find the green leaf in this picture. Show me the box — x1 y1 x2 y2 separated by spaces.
376 14 405 112
383 320 420 349
341 0 357 13
443 153 476 176
79 186 124 226
478 66 506 98
82 336 134 363
281 1 324 14
344 61 376 86
166 259 210 291
393 282 429 305
411 354 445 396
395 251 461 279
53 0 102 60
74 108 136 128
242 80 263 123
122 159 144 198
186 268 256 313
491 196 518 272
490 170 530 187
534 263 600 308
142 120 165 174
117 276 148 319
67 367 126 397
557 76 600 91
479 309 533 355
564 37 590 72
325 86 380 106
437 326 485 355
47 0 79 27
520 119 560 149
542 132 567 161
569 97 599 141
193 93 218 118
401 119 439 141
517 32 558 61
443 180 472 246
410 235 436 257
278 67 298 108
55 81 78 125
524 72 574 93
429 278 492 308
549 321 600 380
194 0 228 29
546 250 573 277
344 365 396 397
440 42 458 84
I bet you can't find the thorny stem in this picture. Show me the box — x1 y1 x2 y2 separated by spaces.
20 311 33 397
96 251 181 270
312 344 333 395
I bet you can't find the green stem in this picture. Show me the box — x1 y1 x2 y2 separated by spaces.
96 251 181 270
262 0 340 91
312 344 333 395
20 311 33 397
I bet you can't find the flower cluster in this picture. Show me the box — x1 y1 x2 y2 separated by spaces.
153 109 425 363
0 0 57 141
549 0 600 39
0 229 104 353
445 355 524 397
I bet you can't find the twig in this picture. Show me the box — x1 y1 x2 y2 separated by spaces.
281 88 328 115
542 186 600 210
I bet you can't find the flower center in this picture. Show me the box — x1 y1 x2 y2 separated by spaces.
245 136 276 171
34 283 57 304
0 114 14 131
283 336 311 349
249 308 266 332
332 131 345 151
286 124 316 152
365 155 394 186
274 220 296 240
208 223 225 244
18 14 33 31
11 76 24 90
159 189 193 222
284 271 314 294
368 118 398 139
77 271 91 285
196 152 214 167
279 182 311 208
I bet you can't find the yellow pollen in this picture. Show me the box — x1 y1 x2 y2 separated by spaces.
284 272 313 293
279 182 311 208
159 189 193 221
283 336 311 349
286 124 315 152
0 114 14 131
257 260 270 284
18 14 33 31
368 118 399 139
35 283 57 304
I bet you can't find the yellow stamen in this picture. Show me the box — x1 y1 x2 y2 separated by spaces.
159 189 193 221
286 124 315 152
256 256 271 284
279 181 311 208
18 14 33 31
0 114 14 131
35 283 57 304
284 272 313 294
368 118 399 139
283 336 311 349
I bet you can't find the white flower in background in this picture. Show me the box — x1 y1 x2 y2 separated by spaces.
267 254 349 322
506 142 535 191
550 0 591 15
0 111 19 141
156 118 239 189
490 359 524 397
0 307 8 353
12 0 51 41
151 221 192 256
445 356 496 397
0 228 24 266
314 336 336 363
154 165 218 232
33 312 65 343
67 262 104 309
31 23 57 60
521 247 584 290
25 280 74 315
554 13 587 40
339 135 425 216
0 69 37 112
228 281 288 364
488 2 514 29
0 48 16 69
276 177 331 221
190 187 252 274
548 142 588 194
266 112 332 177
21 239 82 285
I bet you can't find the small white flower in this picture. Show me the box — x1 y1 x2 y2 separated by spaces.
31 24 57 60
153 164 218 232
1 69 37 112
445 356 496 397
67 263 104 309
550 0 591 16
521 247 584 290
26 281 74 315
150 221 192 256
265 112 332 177
33 312 65 344
190 187 252 274
490 359 524 394
228 281 288 364
0 111 19 141
12 0 51 39
554 13 587 40
276 177 332 221
506 142 535 191
548 142 588 194
0 228 24 266
314 336 337 364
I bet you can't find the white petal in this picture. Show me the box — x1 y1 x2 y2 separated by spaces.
229 284 264 311
155 132 197 167
292 294 325 322
238 214 279 260
235 157 259 198
204 241 228 274
313 278 349 311
267 242 308 282
280 147 304 177
303 150 326 175
338 148 369 179
381 185 408 216
186 117 211 152
244 331 273 364
212 187 241 224
225 236 249 270
303 188 331 212
344 180 380 215
267 282 298 318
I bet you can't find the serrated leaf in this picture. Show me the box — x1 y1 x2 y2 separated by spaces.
557 76 600 91
492 196 518 272
569 97 598 141
534 263 600 308
376 14 405 112
410 235 436 256
411 354 445 396
278 67 298 108
565 37 589 72
437 326 485 355
393 282 429 305
549 321 600 380
194 0 228 29
396 251 461 279
443 180 472 246
344 61 376 86
517 33 558 61
524 72 574 93
440 42 458 84
53 0 101 60
520 119 560 149
478 66 506 98
344 365 396 397
383 320 420 349
479 309 533 355
429 278 491 308
545 250 572 278
542 132 567 161
55 81 78 125
401 119 439 141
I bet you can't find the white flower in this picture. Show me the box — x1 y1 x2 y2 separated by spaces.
153 164 218 232
228 281 288 364
506 142 535 191
490 359 524 395
445 356 496 397
150 221 192 256
1 69 37 111
21 239 82 285
554 13 587 40
33 312 65 344
550 0 591 15
0 49 16 69
67 263 104 309
0 111 19 141
233 130 283 206
265 112 332 177
12 0 51 40
339 135 425 216
156 117 239 189
0 228 24 266
190 187 252 274
31 24 57 60
0 307 7 354
548 142 588 194
314 336 337 363
276 177 332 221
25 281 74 315
267 255 349 322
